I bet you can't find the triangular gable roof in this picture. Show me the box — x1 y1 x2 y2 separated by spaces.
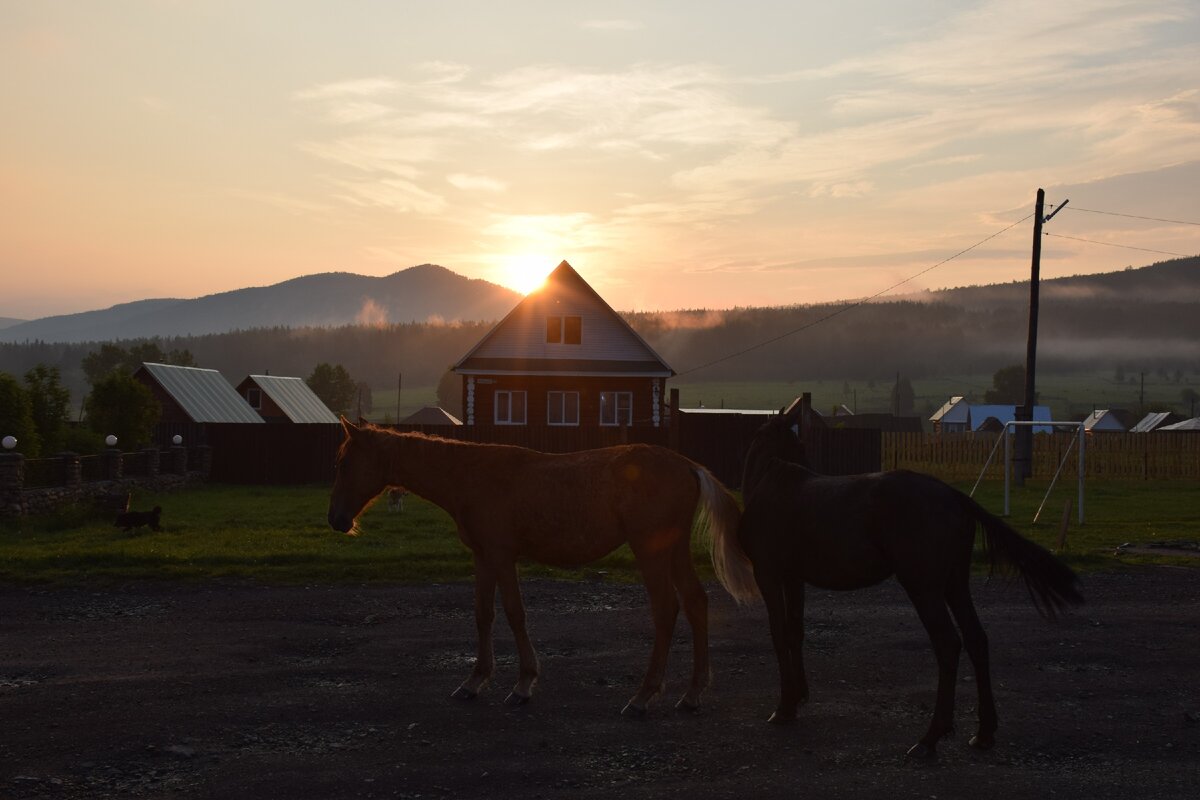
399 406 463 425
136 363 263 423
1084 409 1126 432
241 375 339 423
453 260 673 377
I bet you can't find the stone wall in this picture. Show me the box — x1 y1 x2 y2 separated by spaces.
0 448 210 518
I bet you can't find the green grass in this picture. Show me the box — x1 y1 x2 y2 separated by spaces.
0 479 1195 587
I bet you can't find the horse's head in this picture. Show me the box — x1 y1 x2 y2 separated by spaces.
328 417 389 534
742 399 808 495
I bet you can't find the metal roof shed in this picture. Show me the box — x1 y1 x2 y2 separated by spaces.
237 375 339 424
135 363 264 424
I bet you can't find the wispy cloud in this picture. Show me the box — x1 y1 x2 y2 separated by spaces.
582 19 643 31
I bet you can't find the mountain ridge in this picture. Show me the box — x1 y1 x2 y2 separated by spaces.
2 265 521 343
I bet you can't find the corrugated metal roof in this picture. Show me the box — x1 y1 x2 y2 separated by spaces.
399 406 462 425
247 375 339 423
1130 411 1180 433
138 363 264 423
1159 416 1200 431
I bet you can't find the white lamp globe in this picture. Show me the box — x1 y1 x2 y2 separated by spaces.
172 435 183 445
2 435 16 450
105 435 118 448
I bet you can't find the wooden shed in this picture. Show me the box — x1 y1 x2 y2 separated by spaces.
236 375 339 424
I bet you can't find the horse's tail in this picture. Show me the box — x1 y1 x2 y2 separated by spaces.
694 467 759 604
966 496 1083 620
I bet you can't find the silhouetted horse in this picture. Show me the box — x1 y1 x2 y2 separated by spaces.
736 401 1083 757
328 418 753 715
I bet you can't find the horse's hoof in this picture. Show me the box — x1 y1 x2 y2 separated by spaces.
450 686 477 701
969 733 995 750
504 691 530 707
621 702 647 719
675 696 701 714
766 710 796 725
905 742 936 760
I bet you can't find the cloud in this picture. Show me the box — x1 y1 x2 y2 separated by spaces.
581 19 643 31
446 173 507 193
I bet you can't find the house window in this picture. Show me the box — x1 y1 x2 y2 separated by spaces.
599 391 632 426
495 390 527 425
547 391 580 426
246 388 262 410
546 315 582 344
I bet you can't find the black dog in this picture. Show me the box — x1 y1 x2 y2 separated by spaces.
114 506 162 532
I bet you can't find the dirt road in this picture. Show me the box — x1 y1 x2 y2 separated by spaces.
2 568 1197 799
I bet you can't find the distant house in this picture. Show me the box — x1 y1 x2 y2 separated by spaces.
1083 409 1128 433
452 261 673 429
399 406 463 426
1129 411 1185 433
236 375 339 424
134 363 263 425
930 396 1052 434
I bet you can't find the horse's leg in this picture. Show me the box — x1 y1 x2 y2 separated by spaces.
623 552 679 717
451 557 497 700
494 559 539 705
901 583 963 759
755 567 806 724
670 541 710 712
947 575 997 750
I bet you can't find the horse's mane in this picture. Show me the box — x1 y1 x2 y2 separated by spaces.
337 423 539 462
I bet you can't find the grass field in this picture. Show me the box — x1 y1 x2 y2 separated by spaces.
1 478 1195 587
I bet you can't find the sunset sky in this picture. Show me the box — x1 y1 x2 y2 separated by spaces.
3 1 1198 321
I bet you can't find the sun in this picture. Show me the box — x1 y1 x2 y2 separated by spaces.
495 254 553 295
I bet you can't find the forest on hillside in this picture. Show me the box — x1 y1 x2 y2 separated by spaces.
1 258 1196 404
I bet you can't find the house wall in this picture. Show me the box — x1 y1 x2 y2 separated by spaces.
461 375 662 428
242 386 290 423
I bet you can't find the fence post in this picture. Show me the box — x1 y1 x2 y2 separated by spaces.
669 388 680 452
170 445 189 475
143 447 160 478
102 447 123 481
0 451 24 516
58 452 81 489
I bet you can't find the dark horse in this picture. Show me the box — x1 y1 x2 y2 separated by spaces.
328 419 753 715
736 401 1083 757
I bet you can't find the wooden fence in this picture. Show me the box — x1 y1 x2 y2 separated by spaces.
882 431 1200 481
199 414 886 489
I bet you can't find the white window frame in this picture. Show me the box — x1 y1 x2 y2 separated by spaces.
599 391 633 427
547 391 580 426
494 390 527 425
246 387 262 410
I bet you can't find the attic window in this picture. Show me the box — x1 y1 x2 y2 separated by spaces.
246 388 262 410
547 315 582 345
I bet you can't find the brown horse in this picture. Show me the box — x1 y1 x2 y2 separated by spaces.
327 418 754 715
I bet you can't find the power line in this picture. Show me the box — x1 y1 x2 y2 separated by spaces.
1063 206 1200 227
675 213 1034 378
1043 232 1193 258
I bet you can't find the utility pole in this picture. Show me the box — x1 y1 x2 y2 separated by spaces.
1016 188 1068 484
397 372 402 423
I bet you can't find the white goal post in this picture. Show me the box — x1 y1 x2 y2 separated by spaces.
1002 420 1085 525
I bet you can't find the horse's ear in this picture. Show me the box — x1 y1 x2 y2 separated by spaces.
340 415 360 438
